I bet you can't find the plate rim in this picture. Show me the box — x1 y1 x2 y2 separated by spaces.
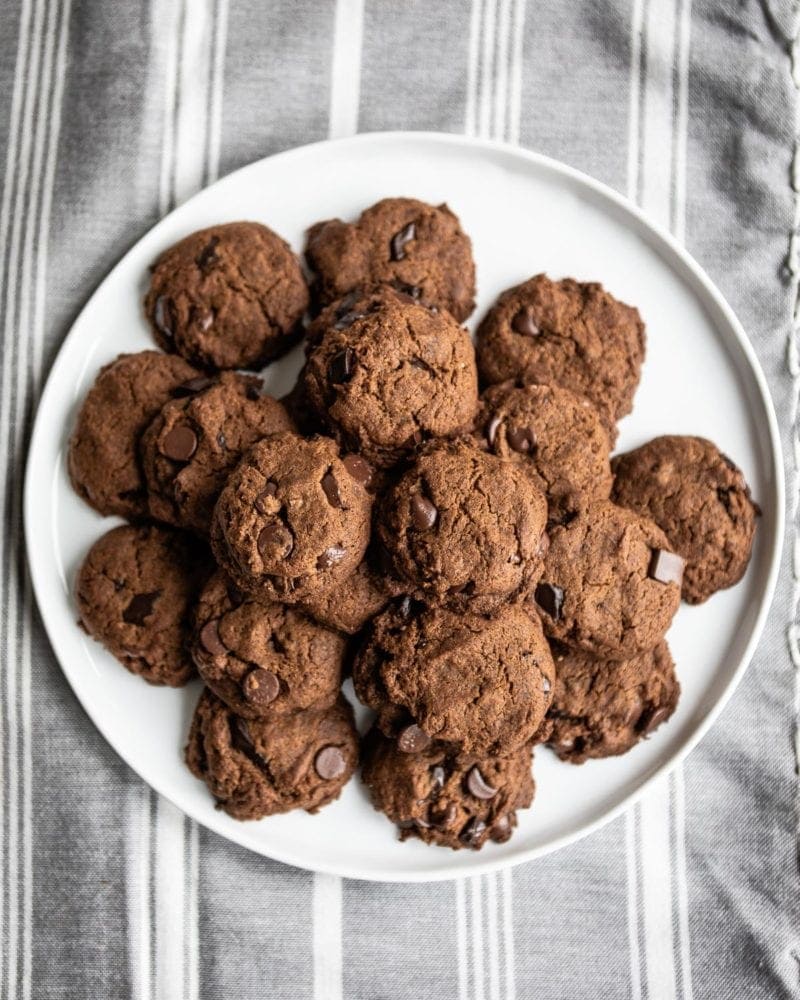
24 130 786 882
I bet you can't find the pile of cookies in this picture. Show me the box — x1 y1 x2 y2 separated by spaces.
69 197 758 850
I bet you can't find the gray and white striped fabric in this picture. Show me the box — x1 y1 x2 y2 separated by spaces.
0 1 797 996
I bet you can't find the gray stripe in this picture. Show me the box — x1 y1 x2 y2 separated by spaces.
633 805 648 1000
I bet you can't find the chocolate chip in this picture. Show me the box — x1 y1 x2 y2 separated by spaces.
459 817 487 847
430 765 446 789
391 280 422 300
195 235 220 271
397 595 414 620
397 724 431 753
123 591 159 625
334 310 366 330
511 307 540 336
507 426 536 453
389 221 416 261
196 310 214 332
321 471 343 508
342 454 373 488
245 380 263 401
334 291 360 316
466 766 497 800
641 704 671 734
534 582 564 620
486 415 502 447
217 431 227 449
173 375 214 397
489 815 513 843
161 425 197 461
542 675 551 695
317 545 346 570
429 801 457 828
258 523 294 560
411 494 438 530
242 668 280 706
153 295 174 339
648 549 685 586
200 618 227 656
314 745 346 780
410 356 435 377
254 480 279 514
328 347 355 384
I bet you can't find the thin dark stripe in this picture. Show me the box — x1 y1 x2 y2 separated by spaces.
669 0 687 236
169 0 187 211
203 0 219 189
148 789 158 994
669 773 686 1000
634 804 648 1000
183 811 192 1000
635 0 650 208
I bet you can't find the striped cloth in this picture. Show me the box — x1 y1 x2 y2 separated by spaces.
0 0 797 997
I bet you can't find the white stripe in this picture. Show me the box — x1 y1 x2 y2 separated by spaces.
672 767 694 1000
493 0 512 142
501 869 516 1000
485 875 501 1000
184 818 200 1000
126 787 153 1000
470 878 486 1000
640 1 679 224
507 0 526 146
207 0 229 184
477 0 498 141
465 0 483 137
157 0 180 217
312 873 343 1000
328 0 364 141
153 800 188 1000
791 11 800 936
625 811 644 1000
672 0 691 243
456 878 470 1000
625 0 645 201
173 0 214 205
639 780 678 1000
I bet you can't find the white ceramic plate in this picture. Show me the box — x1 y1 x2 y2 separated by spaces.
25 132 784 882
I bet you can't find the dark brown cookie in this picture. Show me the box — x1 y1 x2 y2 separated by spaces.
191 570 346 718
145 221 309 371
210 432 372 604
297 552 402 636
475 380 612 524
611 435 758 604
476 275 645 438
68 351 200 519
140 371 294 534
361 728 535 850
301 285 478 468
186 689 359 820
377 439 548 613
545 641 680 763
535 501 682 658
75 524 212 686
352 601 555 756
305 197 476 321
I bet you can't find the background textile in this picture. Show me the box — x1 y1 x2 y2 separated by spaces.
0 1 798 997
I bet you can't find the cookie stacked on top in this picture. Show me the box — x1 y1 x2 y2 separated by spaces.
69 199 758 850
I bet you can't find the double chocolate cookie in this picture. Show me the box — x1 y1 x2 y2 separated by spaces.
545 641 680 762
211 432 372 604
186 689 359 820
305 197 476 320
353 601 555 756
535 501 682 658
301 285 478 467
476 275 645 438
298 551 401 635
75 524 212 686
377 439 548 612
145 221 309 370
362 729 535 850
68 351 200 519
140 371 294 534
475 380 612 523
611 435 758 604
191 570 345 718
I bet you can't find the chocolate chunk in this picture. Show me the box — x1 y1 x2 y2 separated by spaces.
334 310 366 331
641 704 671 734
507 426 536 453
242 668 280 706
535 582 564 620
173 375 214 397
200 618 227 656
161 425 198 462
314 745 346 780
429 801 457 828
321 471 343 508
254 480 278 514
316 545 346 570
542 675 551 695
459 817 487 847
410 356 435 377
397 724 431 753
511 307 540 336
411 494 438 530
466 766 497 800
245 380 263 401
217 431 227 449
153 296 174 339
328 347 355 384
430 765 446 790
123 591 159 625
196 310 214 332
342 454 373 488
195 235 220 271
486 415 502 446
389 221 416 261
489 815 512 843
258 523 294 559
648 549 685 586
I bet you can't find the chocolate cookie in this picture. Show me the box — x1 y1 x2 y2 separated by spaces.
145 221 309 370
353 601 555 756
611 435 758 604
140 371 294 534
298 552 402 635
75 524 212 686
305 197 476 321
476 275 645 437
475 380 612 523
361 728 535 850
302 285 478 467
545 641 680 763
535 501 682 658
186 689 359 820
191 570 345 718
377 439 548 613
68 351 200 519
211 432 372 604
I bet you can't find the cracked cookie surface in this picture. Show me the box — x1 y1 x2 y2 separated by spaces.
145 221 309 370
611 435 758 604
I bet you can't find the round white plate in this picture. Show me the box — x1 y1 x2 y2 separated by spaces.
25 132 784 882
